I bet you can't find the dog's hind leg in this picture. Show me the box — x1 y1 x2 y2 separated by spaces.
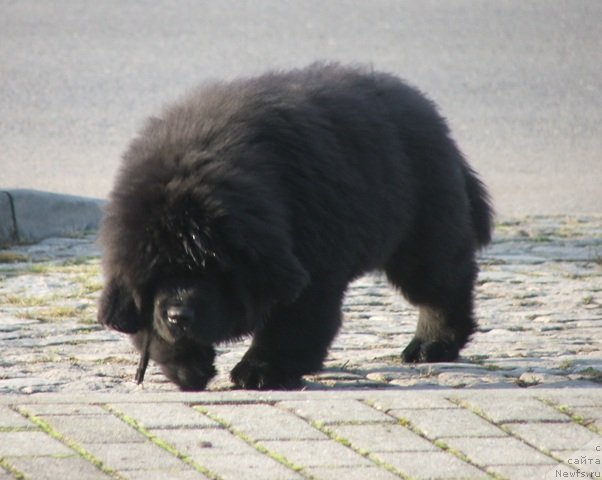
384 231 479 363
231 280 345 390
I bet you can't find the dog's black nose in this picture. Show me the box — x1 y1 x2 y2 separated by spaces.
166 306 193 325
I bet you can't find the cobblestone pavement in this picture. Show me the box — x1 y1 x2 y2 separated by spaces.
0 216 601 479
1 216 601 394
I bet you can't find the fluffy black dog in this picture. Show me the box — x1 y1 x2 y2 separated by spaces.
98 63 492 390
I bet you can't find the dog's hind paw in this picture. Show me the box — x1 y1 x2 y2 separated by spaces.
401 337 460 363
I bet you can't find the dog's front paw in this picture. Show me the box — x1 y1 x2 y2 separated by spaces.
231 357 303 390
401 337 460 363
160 361 216 391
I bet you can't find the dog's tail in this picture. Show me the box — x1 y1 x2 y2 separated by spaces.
463 164 494 248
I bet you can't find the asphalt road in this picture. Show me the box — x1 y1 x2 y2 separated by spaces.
1 0 601 217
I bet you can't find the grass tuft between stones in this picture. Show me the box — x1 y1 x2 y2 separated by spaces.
541 399 602 434
0 457 27 480
0 251 29 263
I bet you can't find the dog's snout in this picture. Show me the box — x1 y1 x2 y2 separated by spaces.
166 305 194 325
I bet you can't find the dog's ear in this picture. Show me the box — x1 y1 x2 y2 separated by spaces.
239 242 310 305
98 278 143 333
218 210 310 305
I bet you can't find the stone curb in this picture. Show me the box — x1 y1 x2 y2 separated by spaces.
0 189 104 246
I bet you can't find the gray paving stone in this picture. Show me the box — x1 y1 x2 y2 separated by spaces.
122 469 209 480
544 462 596 480
505 422 600 452
258 439 373 468
38 414 146 444
457 396 569 423
441 436 556 466
21 404 107 416
368 394 458 411
0 405 33 428
0 468 14 480
5 455 110 480
376 451 488 479
552 438 602 477
572 406 602 431
150 427 260 457
329 423 439 453
151 425 308 479
185 453 304 480
110 402 219 429
305 466 400 480
278 399 393 425
388 408 504 439
200 404 327 440
492 463 562 480
0 431 73 456
543 392 602 408
82 441 186 471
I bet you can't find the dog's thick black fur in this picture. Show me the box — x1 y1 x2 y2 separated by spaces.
98 63 493 390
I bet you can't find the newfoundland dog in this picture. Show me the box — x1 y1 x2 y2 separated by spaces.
98 63 492 390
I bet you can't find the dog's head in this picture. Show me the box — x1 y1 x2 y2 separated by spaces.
97 163 309 346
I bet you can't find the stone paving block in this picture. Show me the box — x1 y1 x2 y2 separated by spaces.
457 395 569 423
330 423 439 453
0 431 73 456
492 463 562 479
0 405 33 428
388 408 504 438
151 426 307 479
82 441 186 471
573 406 602 431
186 453 304 480
123 468 209 480
440 436 556 466
110 402 219 429
0 469 13 480
546 437 601 477
368 394 458 411
505 422 600 453
151 427 258 457
542 392 602 408
21 403 107 416
5 455 110 480
200 404 327 440
38 414 146 444
376 451 488 479
258 439 373 468
305 466 400 480
278 399 393 425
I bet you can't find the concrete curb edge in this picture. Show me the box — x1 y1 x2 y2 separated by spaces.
0 189 105 246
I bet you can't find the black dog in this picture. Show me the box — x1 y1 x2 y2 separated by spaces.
98 63 492 390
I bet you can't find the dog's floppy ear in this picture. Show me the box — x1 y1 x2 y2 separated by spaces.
218 208 309 305
98 278 143 333
239 241 310 305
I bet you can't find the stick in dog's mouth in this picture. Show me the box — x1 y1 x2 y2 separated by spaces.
135 329 151 385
